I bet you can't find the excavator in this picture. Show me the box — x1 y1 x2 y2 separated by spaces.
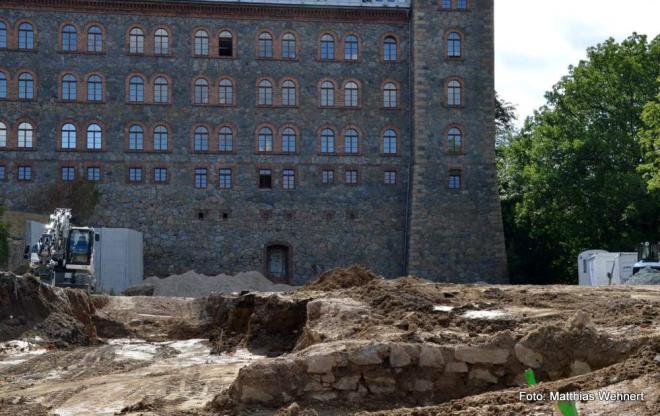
28 208 98 292
633 242 660 275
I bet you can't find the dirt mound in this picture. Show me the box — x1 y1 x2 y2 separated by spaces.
627 268 660 285
305 266 380 291
125 270 293 298
0 272 98 347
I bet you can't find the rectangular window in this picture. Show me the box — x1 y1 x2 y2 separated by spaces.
345 169 358 185
61 166 75 181
282 169 295 190
322 169 334 185
195 168 207 189
448 169 462 189
219 168 232 189
0 27 7 49
87 167 101 182
128 167 143 183
0 165 5 180
154 167 168 183
18 166 32 181
0 77 6 98
384 170 397 185
259 169 272 189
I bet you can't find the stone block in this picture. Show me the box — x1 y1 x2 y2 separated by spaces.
333 375 360 391
514 343 543 368
418 345 445 368
468 369 498 384
454 346 509 364
349 343 388 366
444 361 468 373
389 343 419 367
570 360 591 376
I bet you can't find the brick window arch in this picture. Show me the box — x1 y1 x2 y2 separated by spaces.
442 0 469 10
60 122 77 149
257 31 274 58
17 121 34 148
154 28 169 55
86 74 104 102
219 78 234 105
343 81 359 107
61 24 78 51
218 125 233 152
0 20 7 49
382 34 398 62
382 128 398 155
446 126 464 154
320 127 336 154
0 70 7 98
194 29 209 56
153 124 169 151
193 77 209 104
320 33 336 60
18 72 35 100
320 80 336 107
383 81 399 108
87 123 102 150
281 32 296 59
281 79 297 106
257 79 273 106
86 25 104 52
61 73 78 101
446 77 464 106
257 126 274 152
128 124 144 150
281 126 297 153
153 76 169 103
218 29 234 57
18 22 35 50
128 27 145 54
128 75 145 102
193 126 210 152
447 31 463 58
344 34 359 61
343 128 360 154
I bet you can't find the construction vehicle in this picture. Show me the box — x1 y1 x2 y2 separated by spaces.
28 208 98 292
633 242 660 275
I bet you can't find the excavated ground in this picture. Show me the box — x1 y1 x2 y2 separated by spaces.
0 268 658 415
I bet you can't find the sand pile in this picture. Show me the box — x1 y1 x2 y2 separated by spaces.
127 271 293 298
627 268 660 285
305 265 379 291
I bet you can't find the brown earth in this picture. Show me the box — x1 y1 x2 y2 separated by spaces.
0 267 658 415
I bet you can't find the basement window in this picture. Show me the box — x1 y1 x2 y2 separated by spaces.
259 169 272 189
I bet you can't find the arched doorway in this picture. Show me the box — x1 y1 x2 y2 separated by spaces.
265 243 291 283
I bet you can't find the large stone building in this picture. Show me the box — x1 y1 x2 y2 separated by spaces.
0 0 507 284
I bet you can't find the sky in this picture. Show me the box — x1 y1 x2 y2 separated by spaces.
495 0 660 125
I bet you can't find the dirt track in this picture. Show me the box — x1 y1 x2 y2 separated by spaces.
0 268 659 415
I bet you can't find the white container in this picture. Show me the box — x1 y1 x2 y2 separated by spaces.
94 228 144 293
579 251 638 286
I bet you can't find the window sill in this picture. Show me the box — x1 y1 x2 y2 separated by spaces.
383 107 402 111
57 50 107 56
380 153 401 157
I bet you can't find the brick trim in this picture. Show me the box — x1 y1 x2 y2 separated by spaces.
279 77 300 107
340 79 362 108
444 29 465 60
279 123 300 154
256 77 276 107
126 72 147 103
217 123 237 154
444 123 466 155
83 72 106 103
342 165 361 186
380 32 400 63
191 124 213 153
381 79 401 110
58 71 82 102
152 25 174 56
14 118 37 151
318 78 338 108
16 68 38 101
255 123 277 154
57 21 80 52
341 124 363 155
255 28 277 59
380 126 401 156
279 30 300 61
126 164 146 184
317 31 339 62
192 26 211 57
82 161 104 183
317 125 339 155
14 159 36 182
125 24 148 55
82 22 106 54
341 32 362 63
124 121 147 152
56 119 80 151
445 76 465 108
192 75 211 105
217 28 237 59
16 19 38 50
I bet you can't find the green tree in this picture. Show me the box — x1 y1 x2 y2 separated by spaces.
499 34 660 283
638 87 660 191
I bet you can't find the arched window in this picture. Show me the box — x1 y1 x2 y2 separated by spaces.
61 123 76 149
258 32 273 58
447 79 462 106
129 27 144 54
154 28 169 55
153 125 168 151
447 127 462 153
258 127 273 152
282 127 296 153
383 129 397 154
154 76 169 103
194 79 209 104
194 126 209 151
383 82 398 108
128 125 144 150
219 126 233 152
0 22 7 49
128 76 144 102
62 74 77 101
344 128 359 154
194 30 209 56
320 81 335 107
219 78 234 105
0 122 6 147
17 122 33 148
457 0 468 10
18 23 34 49
447 32 462 57
442 0 452 9
281 33 296 59
61 25 77 51
281 80 296 106
87 123 102 149
87 25 103 52
320 128 335 153
258 80 273 105
320 34 335 60
219 30 233 57
0 72 7 98
18 73 34 99
383 36 397 62
344 81 359 107
87 75 102 101
344 35 358 61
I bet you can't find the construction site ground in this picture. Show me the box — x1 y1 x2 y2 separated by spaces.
0 267 658 416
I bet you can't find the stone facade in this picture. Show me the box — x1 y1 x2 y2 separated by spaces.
0 0 507 284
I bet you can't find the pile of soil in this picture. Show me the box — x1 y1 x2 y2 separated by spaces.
124 270 293 297
627 268 660 285
0 273 98 347
305 265 379 291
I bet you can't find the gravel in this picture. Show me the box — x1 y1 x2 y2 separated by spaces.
136 271 293 297
626 268 660 285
